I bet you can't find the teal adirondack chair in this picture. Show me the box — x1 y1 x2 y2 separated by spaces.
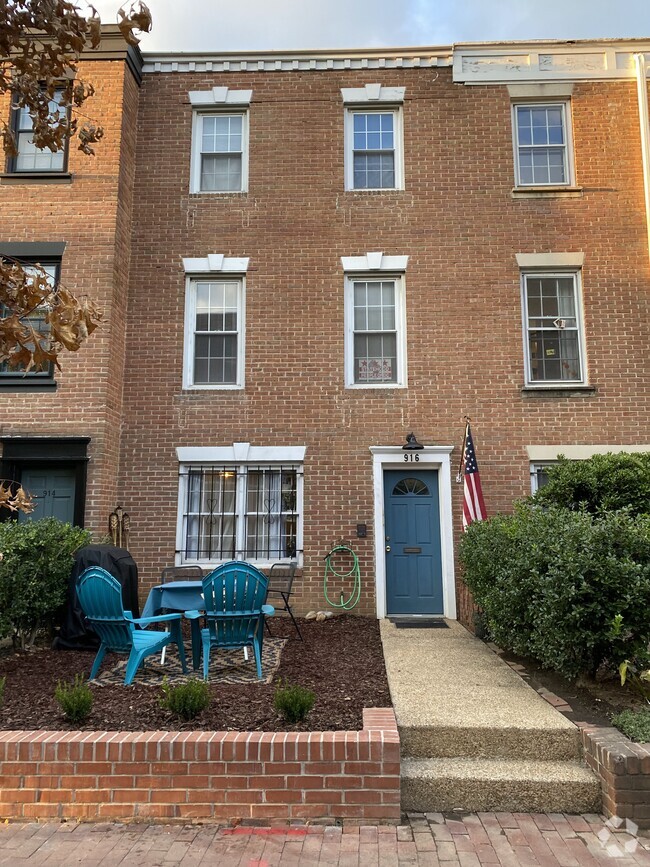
77 566 188 685
185 561 274 680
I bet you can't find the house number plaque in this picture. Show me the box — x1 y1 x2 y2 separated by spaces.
403 453 420 462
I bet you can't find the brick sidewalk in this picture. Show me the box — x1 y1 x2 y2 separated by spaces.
1 812 649 865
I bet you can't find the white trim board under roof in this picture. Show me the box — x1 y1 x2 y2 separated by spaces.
143 47 452 74
142 39 650 79
454 40 650 84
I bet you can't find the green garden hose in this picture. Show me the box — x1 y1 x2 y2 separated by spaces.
323 544 361 610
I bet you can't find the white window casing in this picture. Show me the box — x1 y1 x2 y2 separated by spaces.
175 444 305 568
182 255 249 390
511 99 575 187
519 264 587 387
343 92 405 190
189 91 251 194
342 253 408 389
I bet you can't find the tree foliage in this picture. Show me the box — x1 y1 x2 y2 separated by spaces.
0 0 151 375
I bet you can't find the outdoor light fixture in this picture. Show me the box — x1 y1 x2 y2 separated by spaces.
402 432 424 450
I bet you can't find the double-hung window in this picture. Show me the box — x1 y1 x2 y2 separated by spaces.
342 252 408 388
521 271 585 386
0 259 59 386
189 87 251 194
513 102 573 187
341 85 405 191
177 445 304 566
9 88 68 174
182 255 248 390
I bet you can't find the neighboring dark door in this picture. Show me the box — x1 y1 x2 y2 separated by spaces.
384 469 443 615
18 466 76 524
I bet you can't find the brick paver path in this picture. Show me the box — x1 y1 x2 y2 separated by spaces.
1 812 649 865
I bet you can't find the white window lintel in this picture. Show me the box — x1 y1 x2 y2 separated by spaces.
341 252 409 272
526 444 650 461
341 84 405 104
176 444 307 463
183 255 250 274
508 83 574 99
189 87 253 106
516 252 584 269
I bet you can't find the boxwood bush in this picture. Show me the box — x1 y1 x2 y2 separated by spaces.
459 505 650 680
0 517 91 648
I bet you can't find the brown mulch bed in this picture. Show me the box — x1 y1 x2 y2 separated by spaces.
0 615 391 732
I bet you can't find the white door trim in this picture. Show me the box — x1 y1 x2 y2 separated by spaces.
370 445 456 620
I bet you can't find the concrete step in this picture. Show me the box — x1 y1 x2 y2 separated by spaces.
402 756 602 814
400 723 583 761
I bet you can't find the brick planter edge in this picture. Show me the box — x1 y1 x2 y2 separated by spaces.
581 726 650 829
0 708 400 823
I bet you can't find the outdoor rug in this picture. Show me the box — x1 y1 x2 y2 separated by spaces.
91 638 286 686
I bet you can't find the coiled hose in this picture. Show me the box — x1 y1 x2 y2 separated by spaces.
323 544 361 610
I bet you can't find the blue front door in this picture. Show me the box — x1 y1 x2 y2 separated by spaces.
18 467 76 524
384 469 443 615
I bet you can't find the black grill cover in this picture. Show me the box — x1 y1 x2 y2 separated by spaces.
54 544 140 650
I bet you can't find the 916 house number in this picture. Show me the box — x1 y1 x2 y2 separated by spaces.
403 453 420 462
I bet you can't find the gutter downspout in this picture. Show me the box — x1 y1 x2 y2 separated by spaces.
634 53 650 262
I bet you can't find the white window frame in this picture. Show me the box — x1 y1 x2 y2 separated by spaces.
512 100 575 188
520 269 587 388
182 256 249 390
344 106 404 191
175 444 305 568
188 84 252 195
530 461 557 493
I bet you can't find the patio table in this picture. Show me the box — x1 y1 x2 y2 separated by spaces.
142 580 204 670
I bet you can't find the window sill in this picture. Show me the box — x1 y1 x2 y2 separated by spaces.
521 384 596 397
512 185 583 199
0 172 72 185
0 379 57 392
344 188 405 195
189 190 248 197
345 383 407 391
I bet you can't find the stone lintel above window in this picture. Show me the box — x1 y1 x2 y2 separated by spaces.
188 87 253 107
341 252 408 272
182 254 250 274
340 84 405 104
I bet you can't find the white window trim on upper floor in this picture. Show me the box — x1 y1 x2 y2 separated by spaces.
341 84 405 192
189 88 252 194
517 252 587 389
182 255 249 391
341 252 408 389
510 87 576 189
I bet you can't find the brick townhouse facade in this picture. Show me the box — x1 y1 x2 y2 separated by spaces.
1 30 649 624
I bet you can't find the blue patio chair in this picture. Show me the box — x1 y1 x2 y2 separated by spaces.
77 566 188 685
185 561 274 680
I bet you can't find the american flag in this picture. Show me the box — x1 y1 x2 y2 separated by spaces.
462 422 487 530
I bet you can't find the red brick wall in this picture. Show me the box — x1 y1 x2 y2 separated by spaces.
119 66 649 619
0 51 140 536
581 726 650 829
0 709 399 822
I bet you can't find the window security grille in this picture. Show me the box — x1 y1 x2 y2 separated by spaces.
179 465 301 562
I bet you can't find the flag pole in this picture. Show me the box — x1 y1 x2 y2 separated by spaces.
456 416 469 483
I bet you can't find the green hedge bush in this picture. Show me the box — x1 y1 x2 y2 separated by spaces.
459 505 650 680
533 452 650 517
0 517 91 648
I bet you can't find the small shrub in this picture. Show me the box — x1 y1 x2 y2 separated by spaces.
0 675 5 708
611 709 650 743
0 517 91 648
55 674 93 723
274 681 315 723
161 678 210 721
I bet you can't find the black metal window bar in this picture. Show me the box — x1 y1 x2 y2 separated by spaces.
180 464 301 562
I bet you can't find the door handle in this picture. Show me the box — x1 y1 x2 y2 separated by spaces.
385 545 391 552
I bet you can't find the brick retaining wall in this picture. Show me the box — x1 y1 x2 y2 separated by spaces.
0 709 399 823
581 727 650 829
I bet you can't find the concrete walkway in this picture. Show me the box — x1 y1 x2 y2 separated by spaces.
380 620 600 813
1 813 649 865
